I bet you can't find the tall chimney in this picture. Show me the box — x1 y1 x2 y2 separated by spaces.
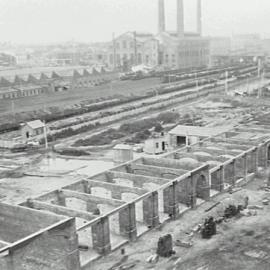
158 0 165 33
197 0 202 36
177 0 184 38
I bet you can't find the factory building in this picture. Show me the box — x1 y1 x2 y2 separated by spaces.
107 0 210 70
157 0 210 69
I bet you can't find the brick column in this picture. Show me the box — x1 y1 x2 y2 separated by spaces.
92 217 111 255
83 181 91 193
163 181 179 219
224 160 236 186
257 144 264 167
57 190 66 206
211 166 224 192
143 191 159 228
232 160 236 186
243 153 248 181
251 148 258 173
119 203 137 241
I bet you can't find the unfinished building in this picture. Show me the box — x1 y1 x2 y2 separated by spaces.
0 203 80 270
1 113 270 269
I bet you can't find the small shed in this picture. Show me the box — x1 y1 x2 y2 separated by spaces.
113 144 133 164
169 125 231 147
21 120 48 142
144 133 168 155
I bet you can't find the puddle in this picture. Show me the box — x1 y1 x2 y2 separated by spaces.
37 157 114 176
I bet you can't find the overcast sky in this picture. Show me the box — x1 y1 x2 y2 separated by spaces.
0 0 269 44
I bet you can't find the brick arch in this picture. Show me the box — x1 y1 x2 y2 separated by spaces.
194 172 210 200
267 143 270 161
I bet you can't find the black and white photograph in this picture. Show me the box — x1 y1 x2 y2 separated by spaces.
0 0 270 269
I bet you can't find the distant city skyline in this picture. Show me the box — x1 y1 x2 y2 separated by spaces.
0 0 270 44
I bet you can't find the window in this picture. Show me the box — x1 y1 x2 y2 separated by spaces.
122 40 127 49
138 53 142 64
116 54 120 64
130 42 134 48
156 142 159 149
109 54 113 64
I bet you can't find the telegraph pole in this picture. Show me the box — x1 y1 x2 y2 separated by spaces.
134 31 137 66
195 72 199 95
225 71 228 95
112 32 116 70
11 100 14 114
43 121 48 150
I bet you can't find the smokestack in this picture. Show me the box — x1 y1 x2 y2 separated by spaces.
197 0 202 36
158 0 165 33
177 0 184 38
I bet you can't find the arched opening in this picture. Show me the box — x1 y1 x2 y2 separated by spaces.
196 174 208 200
267 145 270 161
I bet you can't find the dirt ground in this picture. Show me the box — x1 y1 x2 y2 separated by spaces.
87 176 270 270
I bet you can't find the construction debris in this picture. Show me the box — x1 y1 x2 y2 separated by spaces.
241 209 257 216
224 205 241 219
117 262 137 270
262 199 269 205
244 250 268 259
228 187 242 194
247 205 263 210
175 239 193 248
205 202 221 212
156 234 175 257
192 224 202 233
146 254 159 264
201 217 217 239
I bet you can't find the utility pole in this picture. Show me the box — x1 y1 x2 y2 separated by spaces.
225 71 228 95
43 121 48 150
11 100 14 114
257 58 262 78
134 31 137 66
258 68 264 98
195 72 199 94
112 32 116 70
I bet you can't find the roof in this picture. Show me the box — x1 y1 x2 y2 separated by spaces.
25 120 45 130
116 31 154 43
13 75 26 85
0 77 12 87
113 144 132 150
14 84 43 91
168 125 231 137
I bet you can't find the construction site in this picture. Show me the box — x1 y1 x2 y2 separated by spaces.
1 76 270 269
1 0 270 269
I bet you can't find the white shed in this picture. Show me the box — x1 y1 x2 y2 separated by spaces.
21 120 48 142
169 125 231 147
113 144 133 164
144 134 168 155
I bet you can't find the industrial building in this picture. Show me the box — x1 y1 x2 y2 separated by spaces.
107 0 210 70
0 67 117 100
